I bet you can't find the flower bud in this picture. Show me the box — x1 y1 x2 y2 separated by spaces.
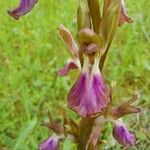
112 120 136 147
39 134 59 150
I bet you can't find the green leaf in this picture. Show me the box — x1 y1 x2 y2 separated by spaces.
77 0 91 31
99 0 120 70
87 0 101 33
14 119 37 150
100 0 120 45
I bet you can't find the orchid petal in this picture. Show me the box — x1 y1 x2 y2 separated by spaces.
113 121 136 147
58 61 79 76
8 0 38 20
67 57 110 118
39 134 59 150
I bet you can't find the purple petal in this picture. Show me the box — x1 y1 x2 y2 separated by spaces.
39 135 59 150
8 0 38 20
113 121 136 147
58 61 78 76
68 72 110 118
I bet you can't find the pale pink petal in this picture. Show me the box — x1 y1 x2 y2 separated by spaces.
58 61 78 76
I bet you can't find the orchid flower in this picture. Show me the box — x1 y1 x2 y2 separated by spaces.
39 134 59 150
8 0 38 20
112 119 136 147
58 25 110 118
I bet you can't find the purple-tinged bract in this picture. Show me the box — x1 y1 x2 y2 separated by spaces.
112 121 136 147
8 0 38 20
39 135 59 150
119 0 133 25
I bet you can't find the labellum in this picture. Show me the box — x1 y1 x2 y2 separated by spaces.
112 120 136 147
8 0 38 20
39 134 59 150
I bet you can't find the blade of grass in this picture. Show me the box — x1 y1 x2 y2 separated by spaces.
14 119 37 150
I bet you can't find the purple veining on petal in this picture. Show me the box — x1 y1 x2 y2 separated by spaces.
67 72 110 118
39 135 59 150
58 61 78 76
8 0 38 20
112 122 136 147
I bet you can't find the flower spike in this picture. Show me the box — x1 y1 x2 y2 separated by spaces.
8 0 38 20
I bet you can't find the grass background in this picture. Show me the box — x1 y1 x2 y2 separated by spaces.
0 0 150 149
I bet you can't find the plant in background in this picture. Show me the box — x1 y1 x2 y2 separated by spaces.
7 0 141 149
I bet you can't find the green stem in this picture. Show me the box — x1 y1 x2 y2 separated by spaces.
78 117 95 150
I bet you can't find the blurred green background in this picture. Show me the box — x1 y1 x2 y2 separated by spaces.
0 0 150 149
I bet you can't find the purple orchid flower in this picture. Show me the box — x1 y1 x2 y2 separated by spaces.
112 120 136 147
58 26 110 118
8 0 38 20
68 56 110 118
39 134 59 150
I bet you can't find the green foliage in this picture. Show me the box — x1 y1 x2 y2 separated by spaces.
0 0 149 149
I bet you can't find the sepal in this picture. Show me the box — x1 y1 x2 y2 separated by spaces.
59 24 79 58
111 95 141 119
119 0 133 26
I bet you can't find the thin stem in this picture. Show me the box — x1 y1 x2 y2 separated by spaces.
78 117 95 150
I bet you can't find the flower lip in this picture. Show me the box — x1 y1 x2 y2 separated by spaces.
8 0 38 20
67 57 110 118
112 120 136 147
39 134 59 150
